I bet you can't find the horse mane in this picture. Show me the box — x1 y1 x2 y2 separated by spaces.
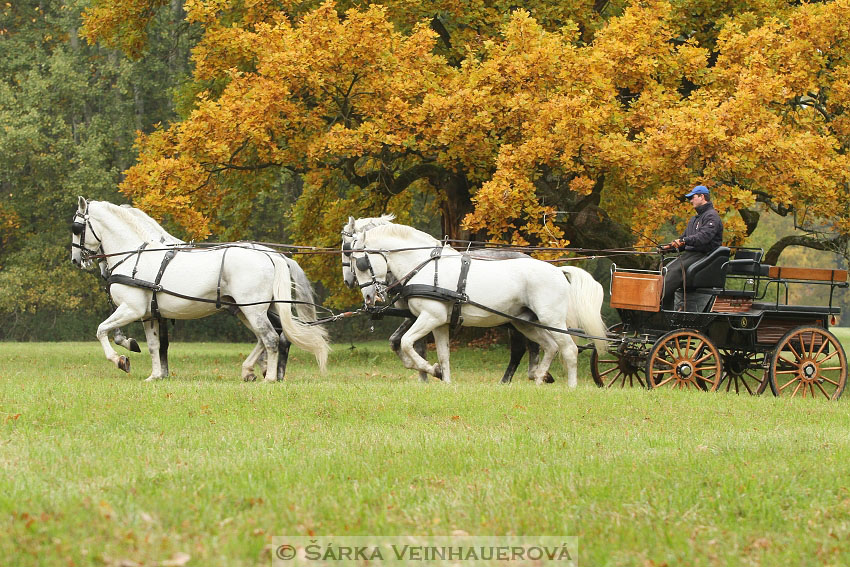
363 223 441 246
353 214 395 232
120 205 184 244
94 201 180 244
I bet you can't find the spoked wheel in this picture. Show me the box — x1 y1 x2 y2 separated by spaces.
768 326 847 400
646 329 722 391
717 349 768 395
590 324 647 388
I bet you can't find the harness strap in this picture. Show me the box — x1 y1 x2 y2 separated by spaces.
430 246 442 287
450 255 471 330
131 242 149 278
150 249 177 319
216 247 230 309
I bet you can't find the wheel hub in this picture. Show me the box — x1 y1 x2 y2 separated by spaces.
801 360 818 381
677 361 694 378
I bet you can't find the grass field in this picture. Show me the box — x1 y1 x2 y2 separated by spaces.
3 332 850 566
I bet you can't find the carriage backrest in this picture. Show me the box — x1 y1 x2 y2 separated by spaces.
684 246 731 290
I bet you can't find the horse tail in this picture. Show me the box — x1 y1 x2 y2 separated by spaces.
559 266 607 355
284 256 318 322
272 255 329 371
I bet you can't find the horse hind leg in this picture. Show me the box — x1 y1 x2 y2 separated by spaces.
511 323 559 385
501 325 526 384
240 307 280 382
267 309 291 380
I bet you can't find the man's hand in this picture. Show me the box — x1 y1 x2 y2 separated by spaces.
670 238 684 249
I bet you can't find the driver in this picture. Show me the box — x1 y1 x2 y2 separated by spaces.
660 185 723 309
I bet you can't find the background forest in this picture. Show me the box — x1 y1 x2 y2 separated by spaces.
2 0 849 341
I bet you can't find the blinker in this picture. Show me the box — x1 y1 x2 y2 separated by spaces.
71 222 85 236
355 256 370 272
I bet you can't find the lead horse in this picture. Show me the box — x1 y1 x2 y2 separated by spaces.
349 223 607 385
71 197 329 381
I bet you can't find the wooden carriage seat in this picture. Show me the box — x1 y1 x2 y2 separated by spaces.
684 246 731 290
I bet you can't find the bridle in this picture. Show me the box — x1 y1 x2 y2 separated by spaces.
71 202 104 265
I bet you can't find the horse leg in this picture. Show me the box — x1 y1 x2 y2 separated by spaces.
267 309 290 380
551 332 579 388
113 328 141 353
142 319 165 381
525 340 554 383
278 334 291 380
241 307 280 382
431 324 451 383
96 304 145 373
158 317 170 378
500 326 527 384
398 313 443 379
511 324 559 385
390 319 429 382
242 341 265 382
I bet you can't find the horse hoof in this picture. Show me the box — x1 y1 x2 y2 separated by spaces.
128 338 141 353
118 356 130 373
433 364 443 380
543 373 555 384
243 373 257 382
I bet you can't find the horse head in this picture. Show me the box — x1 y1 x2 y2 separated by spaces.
340 214 396 289
71 196 102 269
349 233 391 306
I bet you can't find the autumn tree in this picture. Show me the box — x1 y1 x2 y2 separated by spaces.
80 0 850 303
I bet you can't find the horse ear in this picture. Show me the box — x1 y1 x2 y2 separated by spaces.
77 196 86 211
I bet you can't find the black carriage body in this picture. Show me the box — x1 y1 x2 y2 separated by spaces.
596 248 848 397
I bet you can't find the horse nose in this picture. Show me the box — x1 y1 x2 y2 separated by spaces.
71 257 80 267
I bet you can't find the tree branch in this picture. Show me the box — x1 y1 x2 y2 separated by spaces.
764 233 849 265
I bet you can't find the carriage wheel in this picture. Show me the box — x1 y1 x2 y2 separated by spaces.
646 329 722 391
590 324 647 388
768 326 847 400
717 349 769 395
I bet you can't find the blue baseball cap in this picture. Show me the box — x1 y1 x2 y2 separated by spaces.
685 185 709 197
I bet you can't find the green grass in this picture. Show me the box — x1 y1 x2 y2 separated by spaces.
3 335 850 566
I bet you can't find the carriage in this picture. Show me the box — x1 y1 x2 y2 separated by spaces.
590 246 849 399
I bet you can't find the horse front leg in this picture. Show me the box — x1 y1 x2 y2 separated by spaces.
431 324 451 383
390 319 428 382
96 304 145 374
398 313 443 381
142 319 165 381
113 328 141 353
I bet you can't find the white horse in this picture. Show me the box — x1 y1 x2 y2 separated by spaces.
111 205 322 381
349 223 606 385
71 197 329 381
341 215 552 383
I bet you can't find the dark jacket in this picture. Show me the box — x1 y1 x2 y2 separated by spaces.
680 202 722 253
